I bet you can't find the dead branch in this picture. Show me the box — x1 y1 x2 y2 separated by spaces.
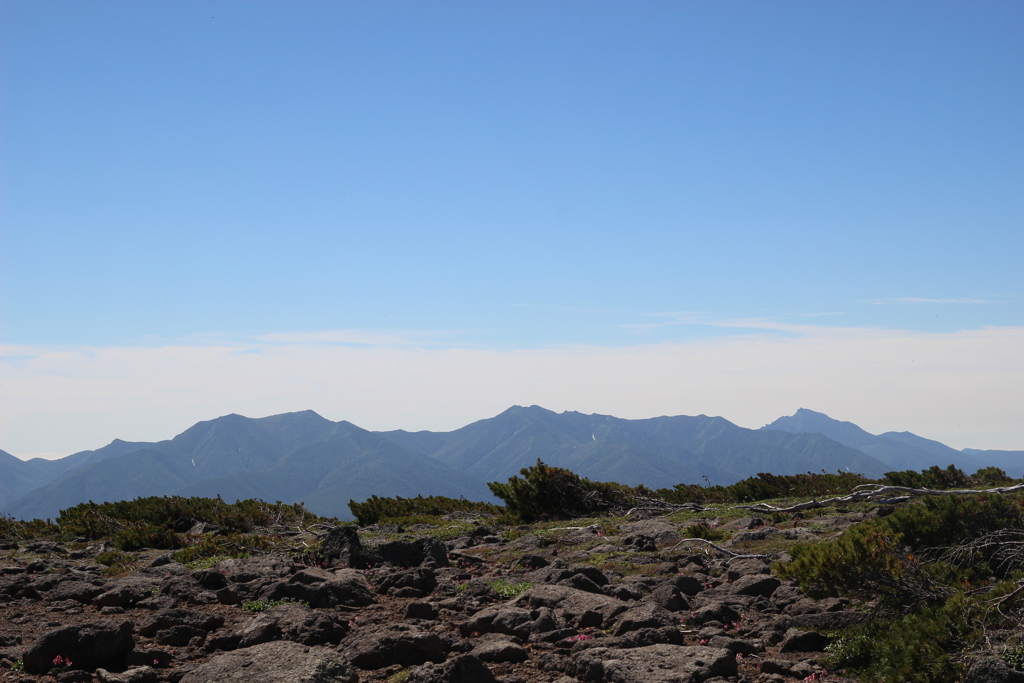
625 500 707 516
669 536 769 559
738 482 1024 514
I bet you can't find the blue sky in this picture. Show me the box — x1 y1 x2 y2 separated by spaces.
1 2 1022 456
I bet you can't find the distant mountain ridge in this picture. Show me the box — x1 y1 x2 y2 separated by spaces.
762 408 1022 477
3 407 1019 521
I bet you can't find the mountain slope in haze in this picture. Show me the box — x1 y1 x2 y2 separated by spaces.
174 421 494 519
378 405 890 487
5 411 493 521
961 448 1024 478
10 448 203 521
0 449 51 510
6 407 1018 521
763 408 1017 475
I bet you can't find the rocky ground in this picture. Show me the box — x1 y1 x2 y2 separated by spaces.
0 506 975 683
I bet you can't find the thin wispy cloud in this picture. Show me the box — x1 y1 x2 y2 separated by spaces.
865 297 989 305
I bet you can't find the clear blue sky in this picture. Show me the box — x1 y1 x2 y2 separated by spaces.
1 2 1022 456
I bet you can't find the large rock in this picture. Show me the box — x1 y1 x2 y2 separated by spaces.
458 605 558 639
216 556 295 583
257 568 375 608
512 585 629 630
611 603 679 636
963 656 1024 683
321 527 367 569
178 640 357 683
570 644 737 683
364 536 449 568
46 580 105 604
93 577 161 608
374 567 437 597
407 653 498 683
720 574 780 598
779 628 830 653
209 602 346 650
471 634 529 663
136 609 224 637
23 620 134 674
338 622 445 670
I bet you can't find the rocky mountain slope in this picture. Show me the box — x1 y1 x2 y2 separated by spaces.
3 485 1021 683
0 503 876 683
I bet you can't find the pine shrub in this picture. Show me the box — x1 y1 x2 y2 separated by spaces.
348 495 503 526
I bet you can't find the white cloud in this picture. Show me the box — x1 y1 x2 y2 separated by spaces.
1 325 1022 457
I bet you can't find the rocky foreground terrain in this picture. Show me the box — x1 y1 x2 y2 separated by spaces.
0 506 1018 683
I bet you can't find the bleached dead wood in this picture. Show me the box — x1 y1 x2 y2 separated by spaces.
738 483 1024 514
624 501 707 516
668 536 769 560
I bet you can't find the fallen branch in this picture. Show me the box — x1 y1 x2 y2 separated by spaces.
669 536 769 559
625 501 707 516
739 482 1024 514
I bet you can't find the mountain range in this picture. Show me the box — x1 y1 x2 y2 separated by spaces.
2 406 1020 521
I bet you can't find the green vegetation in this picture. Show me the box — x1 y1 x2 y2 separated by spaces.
348 494 503 526
780 492 1024 682
487 579 533 599
95 550 137 576
242 598 309 612
0 514 60 541
487 459 656 522
661 471 872 504
183 555 232 571
57 496 330 547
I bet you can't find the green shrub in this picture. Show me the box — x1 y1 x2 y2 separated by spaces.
883 464 971 489
1005 644 1024 671
824 606 968 683
659 471 874 505
780 493 1024 600
973 466 1016 486
783 492 1024 682
0 515 61 542
348 495 503 526
95 550 136 575
487 459 654 522
52 496 333 557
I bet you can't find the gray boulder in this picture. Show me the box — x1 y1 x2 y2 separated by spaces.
570 644 737 683
721 574 780 598
338 622 445 669
208 602 346 650
178 640 357 683
47 580 105 604
963 656 1024 683
471 634 529 663
779 628 830 652
136 608 224 637
95 666 159 683
257 568 375 608
611 603 679 636
215 555 295 582
364 536 449 568
407 653 498 683
512 585 629 630
23 620 135 674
